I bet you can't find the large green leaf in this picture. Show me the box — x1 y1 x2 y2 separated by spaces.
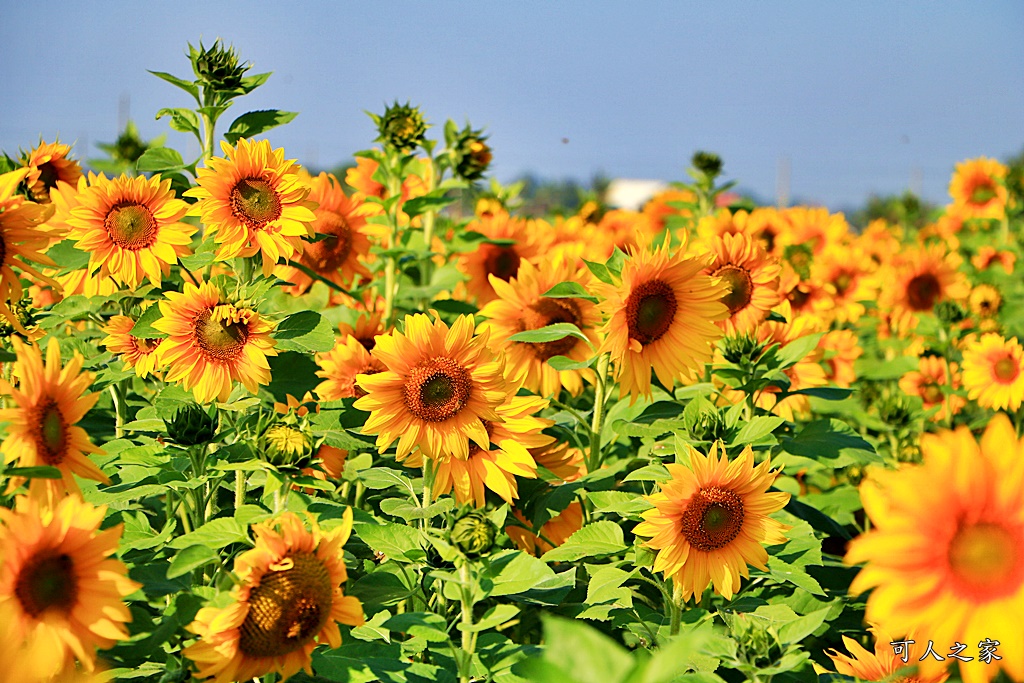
542 521 626 562
224 110 299 144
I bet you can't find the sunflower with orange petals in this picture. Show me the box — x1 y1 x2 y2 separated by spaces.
701 231 781 334
634 443 790 601
846 414 1024 683
899 355 965 422
0 494 139 679
102 314 163 378
21 140 82 203
825 626 949 683
811 243 879 324
949 157 1009 221
186 138 317 276
597 208 658 252
183 510 364 683
66 173 195 288
315 335 387 401
961 333 1024 411
972 245 1015 274
507 501 584 557
154 280 278 403
354 313 508 461
458 211 550 304
530 440 586 483
0 338 107 495
881 244 970 328
780 206 850 254
595 242 728 400
820 329 862 388
643 188 696 233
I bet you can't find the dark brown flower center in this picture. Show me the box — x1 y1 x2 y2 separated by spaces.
238 553 334 658
518 298 584 360
969 180 997 206
231 177 282 230
680 486 745 552
482 244 521 283
947 522 1024 601
403 357 473 422
920 383 944 405
303 211 353 273
132 336 161 355
906 273 942 311
625 279 677 346
994 355 1019 383
193 308 250 362
833 270 854 297
0 233 8 268
33 399 67 465
716 265 754 314
35 162 61 196
104 201 158 251
15 552 77 617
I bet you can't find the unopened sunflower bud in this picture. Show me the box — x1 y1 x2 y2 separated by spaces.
692 151 723 179
452 126 492 181
164 403 217 446
376 102 428 153
450 511 497 558
724 612 783 668
935 299 967 325
262 424 311 467
722 334 765 366
190 40 249 91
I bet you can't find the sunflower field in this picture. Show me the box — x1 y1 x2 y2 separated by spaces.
1 41 1023 683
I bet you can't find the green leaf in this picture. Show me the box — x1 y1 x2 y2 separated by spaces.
383 612 449 642
508 322 591 345
730 416 784 446
3 465 62 479
379 496 454 521
542 521 626 562
156 107 201 136
128 303 167 339
586 490 652 517
767 556 826 595
46 240 91 272
520 615 633 683
273 311 335 353
623 463 671 482
542 281 599 303
776 332 824 368
579 566 632 620
583 259 614 285
777 606 831 645
403 193 455 218
358 468 417 497
483 550 558 598
355 522 426 563
136 146 185 174
169 518 248 550
778 418 879 466
148 70 199 99
223 110 299 144
460 604 520 633
785 386 853 400
167 545 219 579
547 355 596 371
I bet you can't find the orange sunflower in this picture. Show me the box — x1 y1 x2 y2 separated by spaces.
66 173 195 288
0 494 139 679
701 231 781 334
339 307 386 351
458 211 549 304
184 510 364 683
530 440 586 483
353 313 508 461
21 140 83 203
634 443 790 601
960 333 1024 411
186 138 317 276
643 188 696 233
846 414 1024 683
595 242 728 400
881 244 970 328
507 501 584 557
972 246 1015 275
477 256 601 398
820 328 862 388
810 243 879 324
780 206 850 254
899 355 966 422
948 157 1009 221
154 280 278 403
101 314 163 378
825 626 949 683
0 338 107 495
276 171 373 295
315 334 387 401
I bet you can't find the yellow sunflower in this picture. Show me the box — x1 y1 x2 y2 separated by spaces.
961 333 1024 411
315 334 387 401
458 211 550 304
0 494 138 678
846 414 1024 683
972 246 1015 275
66 173 195 288
899 355 966 423
276 171 373 295
477 256 601 398
949 157 1009 221
597 208 658 252
353 313 507 461
595 242 728 400
968 284 1002 319
530 440 587 483
154 280 277 403
507 501 584 557
0 338 107 495
339 307 387 351
184 510 364 683
825 626 949 683
701 231 781 334
780 206 850 255
21 140 83 204
101 314 163 378
186 138 317 276
810 243 879 324
881 244 970 327
820 328 862 388
634 443 790 601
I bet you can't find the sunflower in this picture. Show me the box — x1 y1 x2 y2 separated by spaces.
183 510 364 683
339 307 386 351
66 173 195 288
810 243 879 324
595 242 728 400
276 172 373 295
507 501 584 557
948 157 1009 221
353 313 508 461
820 328 862 388
882 244 970 326
21 140 83 204
530 440 586 483
643 188 696 233
634 443 790 601
845 414 1024 683
780 206 850 255
971 246 1015 275
968 284 1002 319
0 338 107 495
825 626 949 683
154 280 278 403
101 314 163 378
701 231 781 334
960 333 1024 411
186 138 317 276
0 494 138 678
898 355 965 423
477 256 601 398
315 334 387 401
597 209 658 252
458 211 550 304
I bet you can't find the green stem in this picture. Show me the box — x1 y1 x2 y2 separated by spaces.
421 459 435 531
235 470 246 509
587 353 611 473
109 381 129 439
459 561 476 683
382 163 404 325
201 112 217 165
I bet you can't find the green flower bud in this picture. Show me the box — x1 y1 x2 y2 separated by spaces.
450 511 497 558
724 612 783 668
111 121 148 165
376 102 428 153
189 40 249 91
691 151 723 179
783 243 814 281
721 334 766 366
935 299 967 326
452 126 492 181
164 403 217 446
262 424 311 467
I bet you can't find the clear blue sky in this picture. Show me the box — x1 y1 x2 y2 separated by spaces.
3 1 1022 209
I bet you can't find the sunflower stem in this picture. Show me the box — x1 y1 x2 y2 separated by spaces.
382 158 404 326
458 560 477 683
201 111 217 165
234 470 246 508
421 458 435 530
587 353 611 473
110 380 129 438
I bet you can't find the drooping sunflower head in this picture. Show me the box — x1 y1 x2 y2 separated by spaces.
961 333 1024 411
949 157 1009 220
21 140 83 203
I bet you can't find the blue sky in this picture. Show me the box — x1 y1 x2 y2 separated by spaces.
2 1 1022 209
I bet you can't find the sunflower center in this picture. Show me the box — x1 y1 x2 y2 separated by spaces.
519 298 584 360
625 279 678 346
404 357 473 422
833 270 854 296
193 309 249 362
906 273 942 311
14 552 77 617
947 522 1024 600
0 234 7 265
483 244 521 282
32 399 67 465
36 162 60 193
230 177 283 230
717 266 754 314
351 364 382 399
238 553 334 658
969 180 997 206
133 336 161 354
680 486 745 552
104 201 159 250
993 355 1019 383
304 212 353 272
920 383 944 405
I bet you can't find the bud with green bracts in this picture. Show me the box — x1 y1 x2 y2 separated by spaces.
164 403 217 446
451 124 492 182
373 101 428 153
189 39 249 91
691 150 723 179
450 511 497 558
261 424 312 468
